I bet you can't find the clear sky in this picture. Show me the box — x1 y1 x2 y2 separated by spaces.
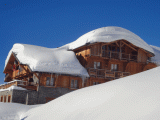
0 0 160 84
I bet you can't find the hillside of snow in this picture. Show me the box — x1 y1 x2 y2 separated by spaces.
150 45 160 66
65 27 154 54
4 43 89 77
20 66 160 120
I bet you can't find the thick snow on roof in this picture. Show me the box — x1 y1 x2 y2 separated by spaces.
150 45 160 66
21 66 160 120
5 44 89 77
67 26 154 54
0 85 27 91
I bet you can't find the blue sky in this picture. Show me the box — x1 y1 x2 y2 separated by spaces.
0 0 160 84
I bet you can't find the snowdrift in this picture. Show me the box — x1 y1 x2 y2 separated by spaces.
0 102 39 120
66 26 154 54
21 66 160 120
4 44 89 77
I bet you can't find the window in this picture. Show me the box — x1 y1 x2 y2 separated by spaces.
8 95 11 103
71 80 78 89
111 64 118 71
46 77 55 86
94 62 101 69
46 77 50 86
1 96 3 102
93 82 99 85
4 96 6 103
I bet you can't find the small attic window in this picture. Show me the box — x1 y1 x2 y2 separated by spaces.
14 60 18 65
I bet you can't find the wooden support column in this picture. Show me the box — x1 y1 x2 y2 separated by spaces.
120 41 122 60
55 74 58 88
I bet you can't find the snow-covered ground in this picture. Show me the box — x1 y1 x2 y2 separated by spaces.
19 66 160 120
0 102 39 120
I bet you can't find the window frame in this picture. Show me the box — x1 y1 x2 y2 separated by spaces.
70 79 78 89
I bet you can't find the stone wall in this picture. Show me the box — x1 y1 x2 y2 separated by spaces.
37 86 74 104
0 86 74 105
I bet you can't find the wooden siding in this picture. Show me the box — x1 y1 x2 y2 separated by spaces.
39 73 83 89
143 63 157 71
137 49 148 63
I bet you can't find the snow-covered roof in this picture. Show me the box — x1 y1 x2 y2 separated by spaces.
66 26 154 54
4 44 89 77
150 45 160 66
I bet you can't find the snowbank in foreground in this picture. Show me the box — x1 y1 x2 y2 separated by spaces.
21 66 160 120
0 102 39 120
150 45 160 66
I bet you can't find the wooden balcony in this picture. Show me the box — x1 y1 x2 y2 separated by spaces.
88 68 130 80
0 80 37 91
12 69 29 79
90 50 137 62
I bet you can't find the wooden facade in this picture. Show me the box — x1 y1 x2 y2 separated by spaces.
74 40 157 85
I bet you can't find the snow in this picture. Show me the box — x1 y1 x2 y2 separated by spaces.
150 45 160 66
4 44 89 77
0 79 21 87
65 26 154 54
0 85 27 92
20 66 160 120
0 102 39 120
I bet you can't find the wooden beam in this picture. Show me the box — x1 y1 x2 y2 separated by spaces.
33 73 39 80
121 41 137 51
115 41 119 47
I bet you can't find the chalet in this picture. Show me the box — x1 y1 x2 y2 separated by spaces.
0 26 158 105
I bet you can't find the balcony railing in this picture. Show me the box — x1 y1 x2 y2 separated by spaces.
88 68 130 80
90 50 137 62
0 80 37 91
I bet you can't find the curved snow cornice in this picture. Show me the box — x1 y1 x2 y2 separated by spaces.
4 43 89 77
67 26 154 54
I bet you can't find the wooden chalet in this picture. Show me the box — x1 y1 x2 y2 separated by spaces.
0 26 158 104
74 40 157 86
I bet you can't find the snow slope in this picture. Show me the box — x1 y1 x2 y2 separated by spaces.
65 26 154 54
4 44 89 77
150 45 160 66
21 66 160 120
0 102 39 120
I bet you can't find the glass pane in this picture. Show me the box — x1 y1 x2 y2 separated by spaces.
111 64 114 71
115 64 117 71
97 62 100 69
71 80 74 88
94 62 97 69
46 77 50 86
50 78 54 86
74 80 78 88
